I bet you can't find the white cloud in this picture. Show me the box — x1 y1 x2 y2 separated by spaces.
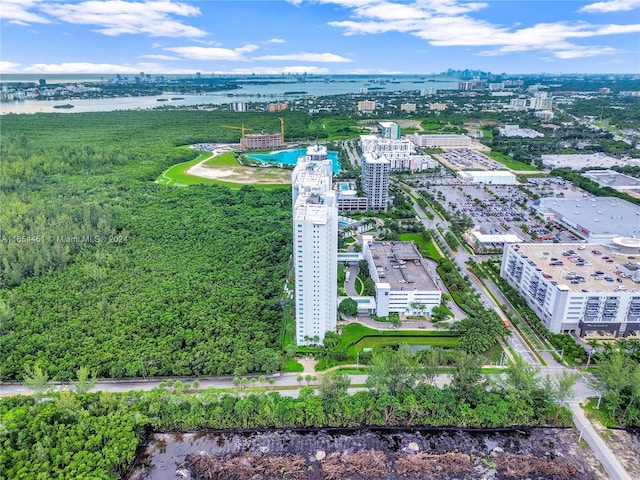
580 0 640 13
553 46 618 59
39 1 207 37
255 52 352 62
267 38 286 43
165 44 259 61
1 0 50 25
320 0 639 59
139 54 181 60
0 61 21 73
20 61 199 74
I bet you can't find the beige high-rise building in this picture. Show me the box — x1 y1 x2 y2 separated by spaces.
357 100 376 112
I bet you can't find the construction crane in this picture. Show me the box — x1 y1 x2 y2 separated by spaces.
278 117 285 144
221 124 252 149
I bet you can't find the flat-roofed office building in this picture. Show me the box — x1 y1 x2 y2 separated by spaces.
362 236 442 317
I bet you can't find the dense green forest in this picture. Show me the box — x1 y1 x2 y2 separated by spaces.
0 111 299 380
1 349 575 480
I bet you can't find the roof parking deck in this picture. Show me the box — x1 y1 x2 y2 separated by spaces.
510 243 640 293
367 241 438 291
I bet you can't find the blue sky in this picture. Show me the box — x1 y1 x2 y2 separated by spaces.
1 0 639 75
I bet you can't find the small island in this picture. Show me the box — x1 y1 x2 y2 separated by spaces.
53 103 74 109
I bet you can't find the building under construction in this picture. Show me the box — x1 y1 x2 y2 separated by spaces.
222 117 285 150
243 132 283 149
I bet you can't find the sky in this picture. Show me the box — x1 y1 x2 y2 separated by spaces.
1 0 639 75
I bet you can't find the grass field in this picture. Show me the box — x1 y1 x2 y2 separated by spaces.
338 323 458 357
156 150 213 186
352 335 458 351
282 358 304 373
400 233 443 261
202 151 240 167
485 151 538 171
157 148 290 188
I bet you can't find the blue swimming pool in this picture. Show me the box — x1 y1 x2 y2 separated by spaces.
246 149 341 173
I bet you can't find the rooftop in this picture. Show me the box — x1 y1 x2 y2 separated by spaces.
540 153 628 170
368 241 438 291
534 197 640 238
294 201 333 224
583 170 640 189
509 243 640 294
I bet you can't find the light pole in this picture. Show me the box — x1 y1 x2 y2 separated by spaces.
578 424 588 443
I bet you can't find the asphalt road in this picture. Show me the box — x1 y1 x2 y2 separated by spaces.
401 181 540 366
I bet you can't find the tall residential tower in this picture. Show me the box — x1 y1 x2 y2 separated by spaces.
361 152 390 211
292 146 338 345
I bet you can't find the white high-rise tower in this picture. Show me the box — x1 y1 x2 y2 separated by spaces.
361 152 390 211
292 146 338 345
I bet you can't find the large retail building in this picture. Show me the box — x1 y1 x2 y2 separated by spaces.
501 243 640 339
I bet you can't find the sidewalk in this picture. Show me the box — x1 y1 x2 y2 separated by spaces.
569 402 632 480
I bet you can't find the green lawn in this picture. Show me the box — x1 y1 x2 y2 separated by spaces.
352 335 458 352
485 151 538 171
399 233 442 261
354 276 365 295
339 323 456 348
282 358 304 373
156 150 213 186
480 128 493 141
157 148 288 189
202 151 240 167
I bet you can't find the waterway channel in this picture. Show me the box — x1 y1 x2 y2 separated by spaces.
1 78 458 115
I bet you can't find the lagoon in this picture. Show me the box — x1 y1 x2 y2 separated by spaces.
247 149 341 173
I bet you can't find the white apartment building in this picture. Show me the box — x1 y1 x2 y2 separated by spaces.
229 101 249 112
292 147 338 345
401 103 417 112
361 152 390 211
509 98 528 110
359 135 435 172
500 243 640 338
378 121 401 139
529 92 553 110
411 133 471 148
429 103 447 111
362 236 442 317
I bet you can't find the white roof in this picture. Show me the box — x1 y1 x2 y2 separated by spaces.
471 231 522 243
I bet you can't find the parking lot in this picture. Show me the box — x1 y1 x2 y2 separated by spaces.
421 181 587 244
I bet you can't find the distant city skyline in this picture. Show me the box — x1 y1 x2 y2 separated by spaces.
1 0 639 75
